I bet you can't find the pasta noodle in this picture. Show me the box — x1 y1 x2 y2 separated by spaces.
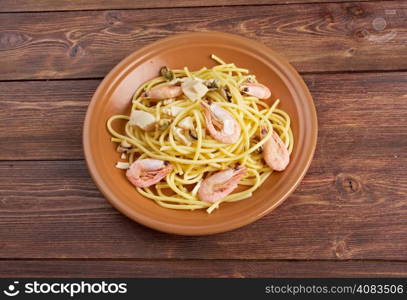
107 54 293 213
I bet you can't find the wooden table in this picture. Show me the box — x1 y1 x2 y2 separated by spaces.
0 0 406 278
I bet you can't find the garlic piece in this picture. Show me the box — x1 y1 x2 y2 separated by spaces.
115 162 130 169
129 110 156 131
181 78 209 101
162 106 183 117
178 116 194 130
173 127 191 146
120 140 131 148
168 78 183 85
162 99 175 105
116 145 127 153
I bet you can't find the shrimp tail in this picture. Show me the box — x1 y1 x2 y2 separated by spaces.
260 125 290 171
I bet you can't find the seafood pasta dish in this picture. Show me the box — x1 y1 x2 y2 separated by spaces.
107 55 293 214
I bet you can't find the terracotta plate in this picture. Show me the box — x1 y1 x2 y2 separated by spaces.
83 32 317 235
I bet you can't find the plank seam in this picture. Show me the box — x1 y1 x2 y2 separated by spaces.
1 69 407 84
0 258 406 262
0 0 397 14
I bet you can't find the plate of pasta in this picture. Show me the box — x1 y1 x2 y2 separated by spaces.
83 32 317 235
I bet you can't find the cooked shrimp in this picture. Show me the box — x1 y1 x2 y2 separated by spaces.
240 82 271 99
126 159 173 188
260 125 289 171
201 101 241 144
143 85 183 100
198 165 247 203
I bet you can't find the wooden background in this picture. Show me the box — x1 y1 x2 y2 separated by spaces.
0 0 406 277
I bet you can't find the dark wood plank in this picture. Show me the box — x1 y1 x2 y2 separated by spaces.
1 72 405 160
0 72 405 259
0 80 98 160
0 135 406 259
1 260 406 277
0 1 406 80
0 0 389 12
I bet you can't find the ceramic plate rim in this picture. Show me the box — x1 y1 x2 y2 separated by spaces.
83 32 318 235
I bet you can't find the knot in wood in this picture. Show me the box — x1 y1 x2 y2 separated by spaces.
334 238 352 259
354 29 370 39
336 173 361 195
70 45 79 57
347 5 365 17
345 48 356 57
105 11 122 25
324 13 334 24
0 31 31 50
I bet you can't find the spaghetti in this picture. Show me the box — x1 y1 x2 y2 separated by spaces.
107 54 293 213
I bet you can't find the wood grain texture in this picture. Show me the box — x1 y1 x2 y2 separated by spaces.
0 73 406 259
0 1 406 80
1 72 405 160
1 260 406 278
1 0 406 278
0 0 390 12
0 72 405 260
0 153 405 260
0 80 98 160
